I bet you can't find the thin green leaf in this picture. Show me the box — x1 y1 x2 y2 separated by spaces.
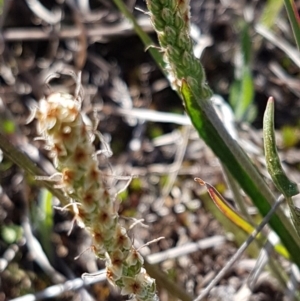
263 97 299 197
241 24 252 65
229 80 240 109
36 189 54 260
181 80 300 266
263 97 300 238
229 23 255 122
0 132 70 206
284 0 300 50
112 0 165 71
234 67 254 120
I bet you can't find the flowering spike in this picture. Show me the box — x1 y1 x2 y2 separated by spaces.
146 0 212 99
36 92 158 301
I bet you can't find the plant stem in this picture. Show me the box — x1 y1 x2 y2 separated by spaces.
283 0 300 50
0 132 69 205
112 0 165 71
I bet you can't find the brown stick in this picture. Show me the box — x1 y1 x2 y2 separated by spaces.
1 19 154 42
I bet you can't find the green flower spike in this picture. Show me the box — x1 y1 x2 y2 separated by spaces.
146 0 212 99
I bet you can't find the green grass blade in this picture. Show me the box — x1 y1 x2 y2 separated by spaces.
181 80 300 266
263 97 300 237
112 0 165 71
284 0 300 49
0 132 69 206
263 97 299 197
230 66 254 121
37 189 54 259
229 23 255 122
